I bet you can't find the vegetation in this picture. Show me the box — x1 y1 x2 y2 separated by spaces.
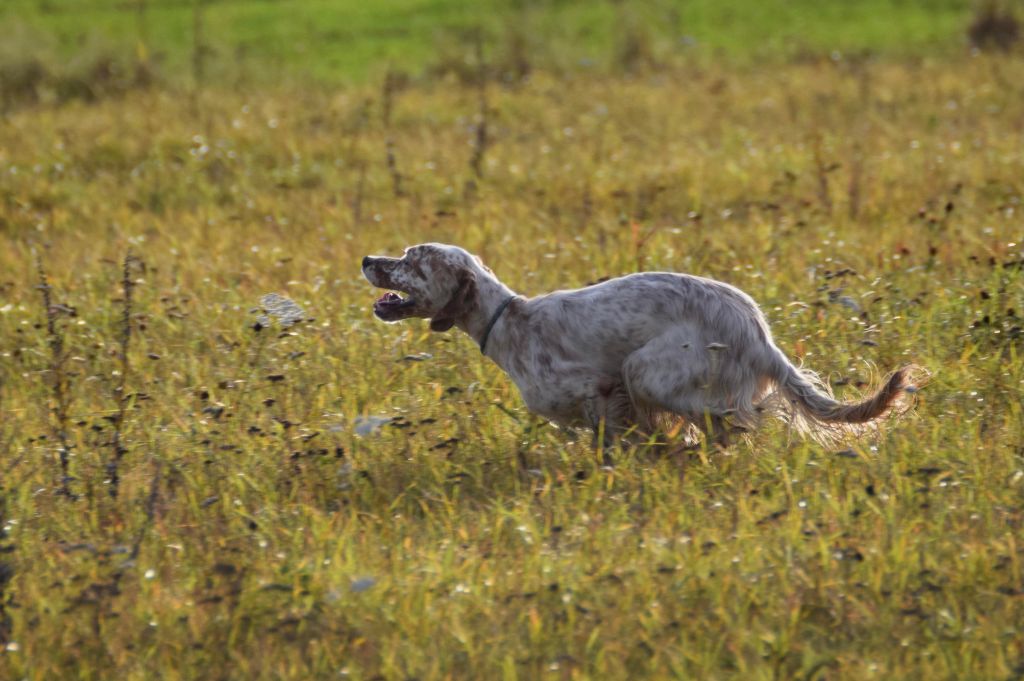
1 1 1023 679
3 0 977 88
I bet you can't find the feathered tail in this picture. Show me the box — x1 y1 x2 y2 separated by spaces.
765 356 926 444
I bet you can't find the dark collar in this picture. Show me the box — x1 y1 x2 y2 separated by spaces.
479 295 515 355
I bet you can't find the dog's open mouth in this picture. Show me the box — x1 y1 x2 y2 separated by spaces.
373 291 416 320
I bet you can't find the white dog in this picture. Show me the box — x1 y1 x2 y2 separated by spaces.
362 243 919 446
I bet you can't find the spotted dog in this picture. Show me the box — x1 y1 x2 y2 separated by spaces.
362 243 921 446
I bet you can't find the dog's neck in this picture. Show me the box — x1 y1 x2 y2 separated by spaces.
456 270 519 355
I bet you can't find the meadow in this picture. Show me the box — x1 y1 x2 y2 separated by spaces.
3 0 975 86
2 2 1024 679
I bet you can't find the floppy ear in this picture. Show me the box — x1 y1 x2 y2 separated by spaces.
429 268 476 332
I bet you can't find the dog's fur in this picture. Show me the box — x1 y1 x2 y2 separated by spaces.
362 243 920 446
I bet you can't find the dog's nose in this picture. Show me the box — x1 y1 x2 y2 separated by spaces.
362 256 372 270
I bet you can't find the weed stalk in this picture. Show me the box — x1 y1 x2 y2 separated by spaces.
813 136 834 216
107 253 135 499
848 143 863 220
131 458 163 561
469 29 490 179
34 253 75 499
0 492 11 647
382 71 404 198
0 378 12 647
191 0 206 111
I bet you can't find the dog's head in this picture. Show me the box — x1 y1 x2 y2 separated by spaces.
362 243 479 331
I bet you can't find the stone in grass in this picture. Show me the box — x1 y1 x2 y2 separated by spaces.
350 577 377 593
258 293 305 328
354 415 392 436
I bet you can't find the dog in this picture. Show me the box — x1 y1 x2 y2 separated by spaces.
362 243 920 447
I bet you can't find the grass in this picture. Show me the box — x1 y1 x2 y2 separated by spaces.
3 0 977 86
1 29 1024 681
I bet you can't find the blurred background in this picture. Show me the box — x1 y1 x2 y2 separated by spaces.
2 0 1020 107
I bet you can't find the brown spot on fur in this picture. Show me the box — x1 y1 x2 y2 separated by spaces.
430 267 477 332
408 259 427 280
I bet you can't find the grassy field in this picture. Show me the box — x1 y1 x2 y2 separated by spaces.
4 0 976 86
3 2 1024 679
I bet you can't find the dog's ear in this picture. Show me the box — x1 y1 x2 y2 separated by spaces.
429 268 476 332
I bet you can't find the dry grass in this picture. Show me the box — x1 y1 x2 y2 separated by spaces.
1 55 1023 679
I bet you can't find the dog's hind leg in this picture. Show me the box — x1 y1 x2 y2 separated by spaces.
621 329 755 447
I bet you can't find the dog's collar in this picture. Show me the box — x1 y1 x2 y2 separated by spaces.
479 295 516 355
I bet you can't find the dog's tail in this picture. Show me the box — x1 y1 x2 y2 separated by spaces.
764 352 927 443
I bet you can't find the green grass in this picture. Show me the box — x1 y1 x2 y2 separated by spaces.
2 36 1024 681
3 0 977 85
